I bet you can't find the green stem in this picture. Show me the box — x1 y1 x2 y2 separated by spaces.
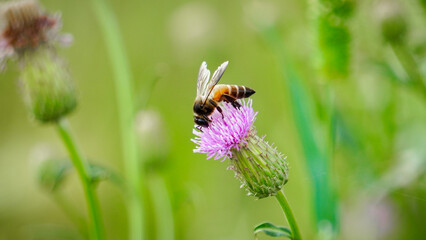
90 0 145 239
149 175 175 240
391 43 426 98
56 119 104 240
275 190 302 240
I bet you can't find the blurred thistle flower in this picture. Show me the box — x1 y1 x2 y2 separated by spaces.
20 48 77 123
0 0 72 69
0 0 77 122
243 0 279 30
192 99 289 198
136 109 169 168
376 0 407 44
342 197 396 239
168 2 218 57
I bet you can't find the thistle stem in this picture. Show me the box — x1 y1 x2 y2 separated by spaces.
275 190 302 240
90 0 145 239
56 119 104 240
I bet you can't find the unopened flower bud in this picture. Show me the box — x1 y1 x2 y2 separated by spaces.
376 1 407 44
20 48 77 123
193 99 289 198
230 134 288 198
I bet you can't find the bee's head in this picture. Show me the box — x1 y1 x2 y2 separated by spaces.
194 116 209 127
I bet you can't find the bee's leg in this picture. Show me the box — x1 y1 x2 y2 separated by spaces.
209 99 224 119
203 115 212 122
216 106 224 119
231 101 241 109
196 125 204 132
222 95 241 109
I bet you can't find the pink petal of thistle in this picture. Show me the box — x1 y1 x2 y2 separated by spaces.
192 99 256 161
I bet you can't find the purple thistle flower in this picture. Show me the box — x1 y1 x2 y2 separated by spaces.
192 98 289 198
192 99 257 161
0 0 72 70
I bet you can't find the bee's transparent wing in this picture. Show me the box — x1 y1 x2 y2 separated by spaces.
197 61 211 97
203 61 228 100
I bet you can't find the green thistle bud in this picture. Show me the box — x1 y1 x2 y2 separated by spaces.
230 135 288 199
20 48 77 123
377 0 407 44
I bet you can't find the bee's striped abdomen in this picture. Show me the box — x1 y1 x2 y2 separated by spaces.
212 84 255 102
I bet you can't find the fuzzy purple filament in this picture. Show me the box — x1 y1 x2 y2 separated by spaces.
192 99 257 161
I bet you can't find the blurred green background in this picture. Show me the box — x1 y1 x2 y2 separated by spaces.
0 0 425 239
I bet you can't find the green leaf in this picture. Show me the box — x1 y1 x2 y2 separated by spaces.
371 60 410 85
89 164 110 183
89 163 124 188
254 222 292 239
37 158 72 192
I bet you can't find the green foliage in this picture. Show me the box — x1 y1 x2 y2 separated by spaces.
316 0 354 80
89 163 124 188
261 26 338 233
327 0 355 18
90 1 145 239
0 0 425 239
420 0 426 12
317 15 351 79
254 222 292 239
377 1 407 44
37 158 71 192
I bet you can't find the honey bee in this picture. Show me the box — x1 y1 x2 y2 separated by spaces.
193 61 255 127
